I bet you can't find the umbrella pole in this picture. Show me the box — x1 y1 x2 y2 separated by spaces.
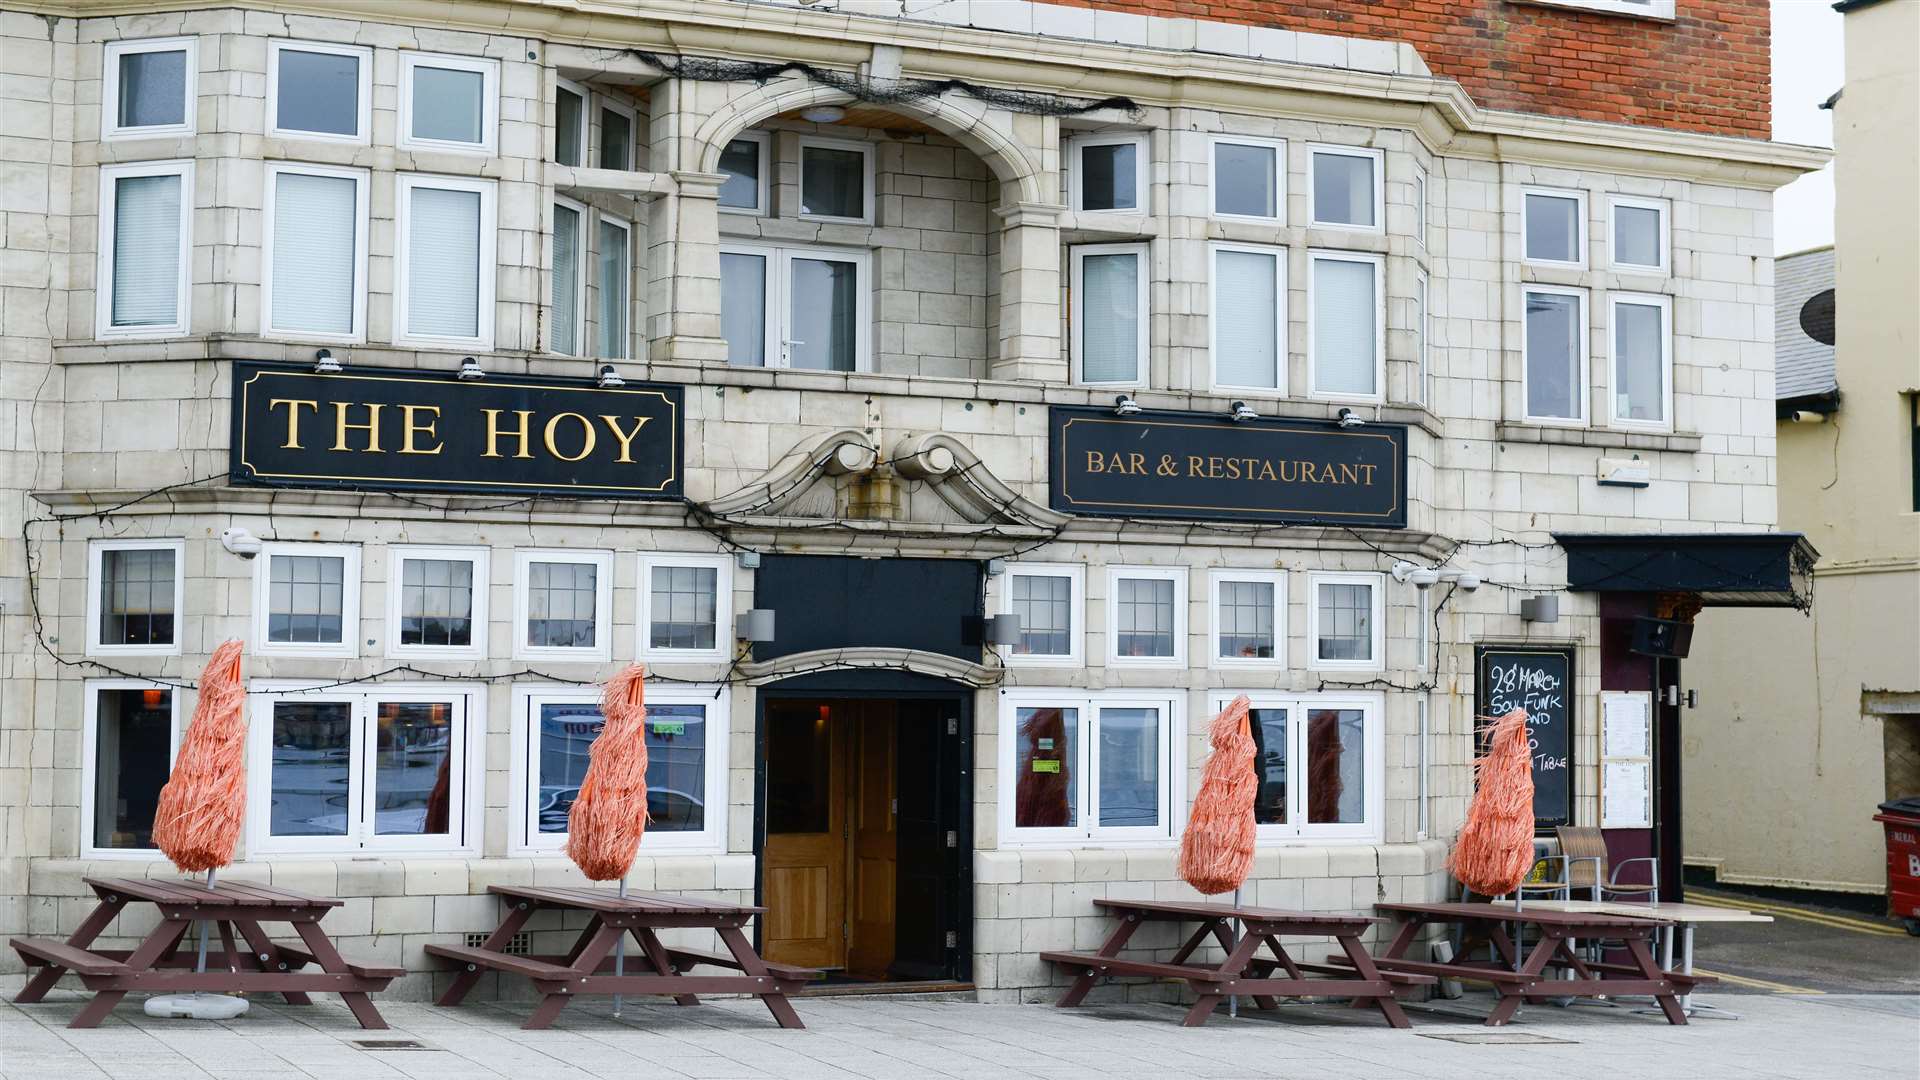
613 879 627 1018
1229 887 1240 1020
196 868 216 978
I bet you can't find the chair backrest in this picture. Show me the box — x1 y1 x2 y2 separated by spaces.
1556 825 1609 887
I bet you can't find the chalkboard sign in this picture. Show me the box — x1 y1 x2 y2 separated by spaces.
1475 645 1575 832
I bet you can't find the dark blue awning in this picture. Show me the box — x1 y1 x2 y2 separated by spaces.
1552 533 1819 609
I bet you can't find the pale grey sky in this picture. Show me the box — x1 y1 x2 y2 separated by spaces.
1772 0 1842 255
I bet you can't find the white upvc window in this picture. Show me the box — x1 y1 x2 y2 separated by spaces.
246 682 482 856
1308 249 1384 401
1208 569 1285 669
1523 284 1589 425
261 162 367 343
1208 690 1385 843
998 690 1183 847
1412 269 1430 407
510 684 729 854
639 553 733 664
102 37 197 140
87 538 184 657
254 542 360 659
1209 135 1284 221
1607 194 1670 275
598 96 637 171
1071 243 1149 387
398 51 499 155
1308 144 1383 231
1522 187 1587 268
1209 242 1286 395
95 159 192 339
596 214 633 359
385 545 489 661
1106 565 1186 669
1525 0 1675 19
81 680 181 858
1069 132 1149 214
513 549 612 662
718 241 871 371
1414 168 1429 248
1610 291 1673 431
550 196 587 355
1307 571 1384 672
797 136 874 224
998 562 1085 667
717 130 771 215
394 173 497 350
266 39 370 144
553 77 587 167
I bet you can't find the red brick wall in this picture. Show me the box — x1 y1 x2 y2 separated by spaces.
1052 0 1771 139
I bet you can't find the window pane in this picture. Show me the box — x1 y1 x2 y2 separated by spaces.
412 64 484 144
554 87 583 166
1079 251 1140 383
1414 275 1429 405
268 554 346 643
92 688 171 848
552 204 581 354
1525 193 1581 263
1312 257 1377 396
270 171 357 335
269 700 351 836
118 49 186 129
399 557 472 647
406 185 482 339
1115 577 1174 658
649 564 717 650
801 145 865 218
535 701 601 833
1098 707 1158 828
789 256 858 371
1312 152 1374 226
1015 706 1077 828
721 252 767 366
1525 291 1582 419
718 138 761 209
599 106 631 169
111 173 182 328
1217 579 1274 660
1214 249 1279 388
766 704 831 833
100 547 175 647
1316 582 1373 661
1214 142 1276 217
1615 301 1665 423
526 561 597 648
1248 707 1287 825
1306 708 1365 824
1079 142 1136 211
1011 574 1071 656
276 49 359 136
372 701 453 835
1615 204 1662 268
598 220 629 358
645 704 706 831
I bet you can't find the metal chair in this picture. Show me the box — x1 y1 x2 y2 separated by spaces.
1555 825 1659 903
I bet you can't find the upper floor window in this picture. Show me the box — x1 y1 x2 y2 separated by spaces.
267 40 370 143
399 52 498 155
1608 195 1670 274
395 174 496 350
640 554 733 664
1308 572 1383 671
1210 136 1283 221
599 99 636 171
1070 243 1148 387
598 215 632 359
262 162 367 342
1525 0 1675 19
999 691 1181 845
1210 243 1286 394
103 38 196 140
1071 133 1148 214
1611 292 1672 430
96 160 192 339
385 546 488 661
1107 566 1186 668
254 542 360 659
1309 145 1382 231
550 198 586 355
554 78 586 167
1413 270 1430 407
1524 285 1588 424
1414 168 1429 247
719 242 870 371
718 132 770 214
798 137 873 224
88 539 184 656
1000 563 1085 666
1523 188 1587 268
1308 250 1383 400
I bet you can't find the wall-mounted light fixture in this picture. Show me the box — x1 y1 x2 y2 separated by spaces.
1519 595 1560 623
1112 394 1142 417
740 608 777 645
456 357 485 381
596 364 625 388
984 613 1023 647
1229 400 1259 422
735 550 762 570
1336 407 1365 428
313 348 341 374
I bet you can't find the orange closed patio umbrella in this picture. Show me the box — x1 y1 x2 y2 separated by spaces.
1178 695 1258 1018
1449 708 1536 898
565 663 652 1014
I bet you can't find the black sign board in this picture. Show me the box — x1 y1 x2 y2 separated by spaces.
229 362 682 500
1475 645 1576 833
1048 406 1407 527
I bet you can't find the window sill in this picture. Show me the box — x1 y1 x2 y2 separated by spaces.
1496 422 1701 454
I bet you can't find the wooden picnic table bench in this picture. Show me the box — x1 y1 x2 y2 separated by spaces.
426 884 815 1030
1042 897 1429 1028
10 876 400 1029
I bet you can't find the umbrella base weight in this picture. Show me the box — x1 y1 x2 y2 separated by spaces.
143 993 250 1020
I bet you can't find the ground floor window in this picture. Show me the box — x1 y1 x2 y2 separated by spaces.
82 681 178 856
997 690 1181 846
1211 691 1384 842
510 685 728 853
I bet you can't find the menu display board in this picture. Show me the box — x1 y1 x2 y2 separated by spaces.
1475 645 1576 832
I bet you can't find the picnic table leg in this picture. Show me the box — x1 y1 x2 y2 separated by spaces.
231 920 313 1005
1207 924 1279 1011
67 917 194 1029
1622 932 1689 1025
1056 914 1145 1009
1180 930 1265 1027
290 920 387 1030
717 925 805 1030
14 895 128 1004
632 927 700 1007
436 901 535 1007
1483 932 1560 1027
1334 933 1410 1029
522 922 624 1030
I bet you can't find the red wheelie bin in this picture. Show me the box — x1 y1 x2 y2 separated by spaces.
1872 797 1920 936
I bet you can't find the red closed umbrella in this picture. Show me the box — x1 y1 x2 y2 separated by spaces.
1449 708 1537 897
564 663 651 1016
1179 695 1258 896
152 640 247 876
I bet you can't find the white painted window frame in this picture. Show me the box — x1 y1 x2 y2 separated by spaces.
1208 568 1286 671
1306 248 1386 403
717 130 771 216
253 541 361 659
549 195 589 356
1208 241 1288 397
384 544 490 662
1105 565 1187 670
1606 194 1671 276
638 552 734 665
265 39 371 145
1208 689 1386 843
1306 570 1385 673
1608 290 1675 433
1208 134 1285 223
996 688 1185 848
1413 268 1430 408
1521 186 1589 270
596 94 638 171
95 158 193 340
1521 0 1675 20
1521 283 1591 427
796 135 876 225
512 548 613 663
1068 131 1150 215
260 161 369 344
1414 168 1429 249
509 683 730 854
1307 143 1385 232
393 172 498 351
79 679 182 859
86 538 185 657
553 77 589 167
102 37 198 141
717 240 873 372
596 211 634 360
1069 242 1150 389
997 562 1085 668
398 50 499 156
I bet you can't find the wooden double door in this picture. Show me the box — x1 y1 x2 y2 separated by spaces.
760 697 964 980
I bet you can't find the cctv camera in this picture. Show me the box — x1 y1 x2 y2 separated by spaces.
220 526 263 559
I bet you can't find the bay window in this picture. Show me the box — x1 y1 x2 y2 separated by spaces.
1106 566 1185 668
550 197 586 355
1209 569 1284 669
266 40 369 143
1210 243 1285 394
1309 145 1382 230
262 163 367 341
399 51 497 155
82 681 178 856
999 691 1180 845
1608 195 1670 274
1210 691 1383 842
385 546 488 661
1309 250 1383 399
1070 133 1148 214
1611 292 1672 429
554 79 586 167
1523 188 1586 268
87 539 183 656
96 160 192 338
254 542 360 659
395 174 496 349
999 563 1084 666
1210 136 1282 221
1071 243 1148 386
1524 286 1588 423
639 553 732 663
103 38 196 140
1308 571 1383 671
719 242 869 371
1413 270 1430 407
599 99 636 171
513 549 612 662
597 215 632 359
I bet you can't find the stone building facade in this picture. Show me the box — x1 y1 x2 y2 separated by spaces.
0 0 1822 1003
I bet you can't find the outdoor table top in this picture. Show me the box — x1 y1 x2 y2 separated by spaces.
1488 899 1774 924
1093 897 1382 927
486 884 765 917
86 876 343 909
1375 901 1678 928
